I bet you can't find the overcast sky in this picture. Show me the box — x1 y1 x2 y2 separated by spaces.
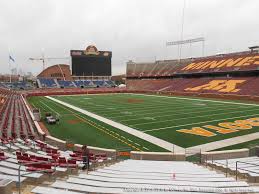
0 0 258 76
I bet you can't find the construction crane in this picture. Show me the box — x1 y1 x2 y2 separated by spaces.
29 56 69 70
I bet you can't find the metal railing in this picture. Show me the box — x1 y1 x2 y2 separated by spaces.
185 148 202 163
77 154 117 174
17 160 56 194
204 156 229 177
204 158 259 180
235 161 259 180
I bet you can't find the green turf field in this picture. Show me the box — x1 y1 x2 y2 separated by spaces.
28 96 166 152
28 93 259 151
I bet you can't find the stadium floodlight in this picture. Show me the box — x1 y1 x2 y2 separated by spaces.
166 37 205 60
166 37 205 46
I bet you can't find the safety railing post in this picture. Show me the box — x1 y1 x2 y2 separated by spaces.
200 149 202 164
226 159 228 177
236 161 238 181
17 160 56 194
212 156 214 170
18 164 21 194
205 154 207 167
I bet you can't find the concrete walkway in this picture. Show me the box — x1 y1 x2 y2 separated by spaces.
46 96 185 153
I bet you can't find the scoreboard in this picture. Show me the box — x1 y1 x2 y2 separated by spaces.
71 45 112 76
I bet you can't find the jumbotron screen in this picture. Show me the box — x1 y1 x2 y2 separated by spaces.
71 46 112 76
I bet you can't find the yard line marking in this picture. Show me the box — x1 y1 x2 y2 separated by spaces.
194 103 206 106
40 101 60 116
119 105 245 122
143 147 149 150
66 94 195 110
131 107 257 126
129 93 259 107
107 107 116 110
75 93 243 116
85 102 200 114
74 94 220 113
47 96 184 152
35 103 47 112
107 103 236 119
121 136 126 139
44 98 143 151
121 111 132 115
31 103 36 108
128 139 133 142
143 113 259 132
143 117 156 121
135 143 141 146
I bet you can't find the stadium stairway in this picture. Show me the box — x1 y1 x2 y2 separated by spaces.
72 81 77 88
53 79 60 88
31 159 259 194
36 80 42 88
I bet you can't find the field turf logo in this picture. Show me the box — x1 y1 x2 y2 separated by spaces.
185 80 246 93
177 117 259 137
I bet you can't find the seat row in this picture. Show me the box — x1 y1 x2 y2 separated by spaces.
127 52 259 77
126 77 259 96
38 78 116 88
31 159 259 194
207 156 259 182
0 90 35 140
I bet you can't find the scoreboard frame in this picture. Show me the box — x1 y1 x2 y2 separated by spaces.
70 45 112 77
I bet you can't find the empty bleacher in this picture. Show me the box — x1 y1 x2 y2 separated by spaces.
0 136 115 194
32 159 259 193
127 59 190 78
179 53 259 74
105 80 116 87
73 80 95 88
2 82 33 90
127 52 259 77
0 88 35 140
127 77 259 96
126 51 259 97
38 78 116 88
92 80 105 87
57 80 76 88
38 78 58 88
207 156 259 183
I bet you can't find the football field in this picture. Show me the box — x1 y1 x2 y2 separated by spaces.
29 93 259 151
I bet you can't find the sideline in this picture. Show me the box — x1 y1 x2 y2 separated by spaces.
46 96 185 152
128 93 259 107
